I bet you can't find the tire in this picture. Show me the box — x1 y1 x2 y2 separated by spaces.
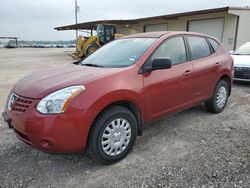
88 106 138 164
205 80 229 113
84 43 99 56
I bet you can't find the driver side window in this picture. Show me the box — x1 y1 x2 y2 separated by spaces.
152 36 187 65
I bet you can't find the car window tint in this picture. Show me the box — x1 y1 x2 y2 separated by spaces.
187 36 211 60
208 38 220 51
152 37 187 65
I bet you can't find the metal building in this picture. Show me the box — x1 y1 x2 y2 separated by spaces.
55 6 250 51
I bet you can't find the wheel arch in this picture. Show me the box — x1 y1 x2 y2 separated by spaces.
86 100 143 151
219 74 232 96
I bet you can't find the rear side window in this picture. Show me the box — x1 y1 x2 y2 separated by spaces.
152 37 187 65
187 36 211 60
208 38 220 51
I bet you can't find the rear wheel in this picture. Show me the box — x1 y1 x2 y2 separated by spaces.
88 106 137 164
205 80 229 113
85 43 99 56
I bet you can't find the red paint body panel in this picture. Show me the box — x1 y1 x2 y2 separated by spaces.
14 65 122 99
3 32 233 153
143 61 195 122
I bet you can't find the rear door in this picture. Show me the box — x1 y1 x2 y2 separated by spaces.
186 36 220 101
143 36 195 121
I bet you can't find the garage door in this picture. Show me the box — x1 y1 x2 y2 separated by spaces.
144 23 168 32
188 18 224 41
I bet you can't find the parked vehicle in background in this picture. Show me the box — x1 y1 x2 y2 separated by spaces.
2 31 233 164
231 42 250 81
0 44 4 48
72 24 124 59
68 44 76 48
56 44 64 48
5 45 16 49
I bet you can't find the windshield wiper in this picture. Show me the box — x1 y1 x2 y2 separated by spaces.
81 63 104 67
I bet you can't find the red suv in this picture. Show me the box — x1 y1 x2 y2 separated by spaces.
2 32 233 164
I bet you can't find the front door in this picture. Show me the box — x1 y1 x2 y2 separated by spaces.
142 36 195 122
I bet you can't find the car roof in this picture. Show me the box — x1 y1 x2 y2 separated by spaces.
123 31 217 39
122 31 172 38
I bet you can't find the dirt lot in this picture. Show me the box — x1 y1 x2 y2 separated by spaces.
0 48 249 188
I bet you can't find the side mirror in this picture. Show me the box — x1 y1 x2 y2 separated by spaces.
152 57 172 71
141 57 172 74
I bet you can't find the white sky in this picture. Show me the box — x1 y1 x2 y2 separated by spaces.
0 0 249 41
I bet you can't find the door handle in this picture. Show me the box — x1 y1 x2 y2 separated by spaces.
183 70 192 76
215 62 220 66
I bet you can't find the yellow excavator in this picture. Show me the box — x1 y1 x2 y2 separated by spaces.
71 24 124 59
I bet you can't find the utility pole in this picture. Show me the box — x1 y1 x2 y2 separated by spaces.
75 0 79 48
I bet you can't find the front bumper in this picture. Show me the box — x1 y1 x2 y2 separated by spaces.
2 111 13 129
234 67 250 81
2 99 90 153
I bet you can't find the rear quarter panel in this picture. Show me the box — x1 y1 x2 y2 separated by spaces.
216 45 234 88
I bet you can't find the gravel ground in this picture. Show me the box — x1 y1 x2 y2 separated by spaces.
0 48 249 188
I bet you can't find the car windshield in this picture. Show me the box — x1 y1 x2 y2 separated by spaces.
96 24 104 37
234 42 250 55
81 38 156 68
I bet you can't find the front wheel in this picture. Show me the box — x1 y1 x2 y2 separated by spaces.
88 106 138 164
84 43 99 57
205 80 229 113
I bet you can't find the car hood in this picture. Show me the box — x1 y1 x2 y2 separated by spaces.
14 64 121 99
232 55 250 67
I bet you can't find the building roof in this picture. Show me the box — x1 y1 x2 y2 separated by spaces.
54 6 250 31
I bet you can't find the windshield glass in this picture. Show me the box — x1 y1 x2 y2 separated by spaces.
234 42 250 55
96 24 104 37
81 38 156 68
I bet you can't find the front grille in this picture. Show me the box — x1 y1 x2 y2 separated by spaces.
12 96 32 112
234 67 250 79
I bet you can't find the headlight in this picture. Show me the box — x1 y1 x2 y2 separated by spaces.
36 85 85 114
